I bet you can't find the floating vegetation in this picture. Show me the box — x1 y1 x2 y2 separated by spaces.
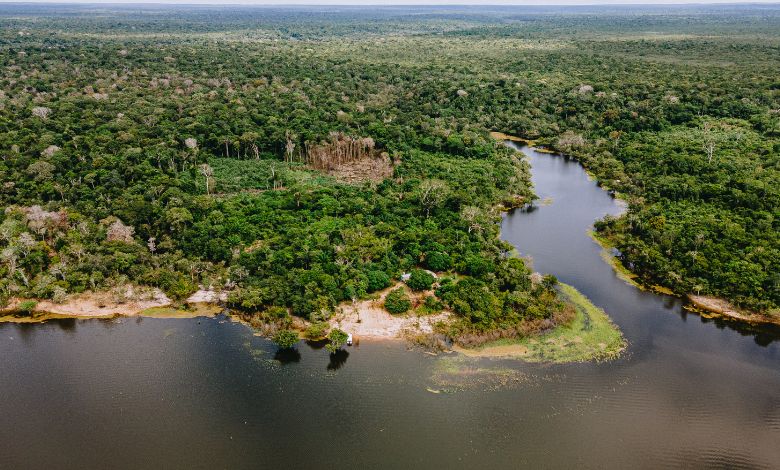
429 356 525 392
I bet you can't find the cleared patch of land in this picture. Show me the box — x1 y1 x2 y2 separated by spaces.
330 283 450 340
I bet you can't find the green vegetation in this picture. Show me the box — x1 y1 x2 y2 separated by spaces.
384 288 412 315
272 329 300 350
458 284 626 363
326 328 349 353
0 4 776 340
15 300 37 314
407 269 435 292
304 322 329 340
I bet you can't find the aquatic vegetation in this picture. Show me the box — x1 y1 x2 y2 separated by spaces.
457 284 625 363
429 356 525 392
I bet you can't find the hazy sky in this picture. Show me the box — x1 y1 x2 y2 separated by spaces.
2 0 779 4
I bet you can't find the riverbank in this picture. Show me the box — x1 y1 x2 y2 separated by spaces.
589 230 780 326
0 287 225 323
687 295 780 326
329 283 451 341
454 283 625 362
489 131 534 144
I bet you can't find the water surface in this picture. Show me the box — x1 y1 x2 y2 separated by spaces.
2 144 778 469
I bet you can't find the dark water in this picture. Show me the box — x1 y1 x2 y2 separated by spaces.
2 144 779 469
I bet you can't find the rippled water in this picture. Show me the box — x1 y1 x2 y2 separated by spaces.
1 144 778 469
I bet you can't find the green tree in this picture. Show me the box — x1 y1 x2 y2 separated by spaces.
326 328 349 353
407 269 434 291
272 329 300 349
384 287 411 314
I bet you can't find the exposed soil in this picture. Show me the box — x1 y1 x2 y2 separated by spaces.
325 154 394 184
329 283 451 340
688 295 780 326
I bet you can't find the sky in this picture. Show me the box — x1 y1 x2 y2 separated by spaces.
1 0 778 4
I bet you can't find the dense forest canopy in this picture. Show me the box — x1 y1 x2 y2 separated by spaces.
0 4 777 332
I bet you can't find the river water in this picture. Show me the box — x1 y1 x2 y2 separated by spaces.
2 144 779 469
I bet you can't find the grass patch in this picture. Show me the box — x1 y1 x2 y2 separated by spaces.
588 230 642 289
140 304 222 318
456 283 625 363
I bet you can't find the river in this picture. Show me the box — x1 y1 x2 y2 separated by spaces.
1 143 779 469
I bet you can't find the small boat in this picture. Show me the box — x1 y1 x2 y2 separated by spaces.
346 333 353 346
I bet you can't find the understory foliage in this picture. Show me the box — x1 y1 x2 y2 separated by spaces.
0 4 777 332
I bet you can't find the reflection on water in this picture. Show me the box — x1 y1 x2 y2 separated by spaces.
274 347 302 364
327 350 350 370
1 143 778 469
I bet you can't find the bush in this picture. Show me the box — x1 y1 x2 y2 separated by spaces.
366 270 391 292
304 321 329 339
425 251 451 271
384 287 411 314
461 254 494 278
264 306 291 325
407 269 434 291
16 300 38 315
142 269 197 300
326 328 349 353
423 295 443 313
272 329 299 349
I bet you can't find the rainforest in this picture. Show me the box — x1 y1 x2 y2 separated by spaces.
0 3 778 338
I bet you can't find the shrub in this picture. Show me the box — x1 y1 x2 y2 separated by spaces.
407 269 434 291
423 295 443 313
17 300 38 315
272 329 299 349
265 306 290 321
365 270 391 293
425 251 451 272
326 328 349 353
304 321 329 339
384 287 411 314
461 254 494 278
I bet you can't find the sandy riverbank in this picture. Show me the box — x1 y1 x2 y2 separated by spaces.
489 131 534 144
687 295 780 326
329 283 451 341
0 287 225 322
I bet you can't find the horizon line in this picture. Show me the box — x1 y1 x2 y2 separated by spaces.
2 0 780 5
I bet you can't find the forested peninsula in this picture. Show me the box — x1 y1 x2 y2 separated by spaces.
0 5 777 342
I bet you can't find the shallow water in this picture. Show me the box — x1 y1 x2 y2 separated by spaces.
2 144 779 469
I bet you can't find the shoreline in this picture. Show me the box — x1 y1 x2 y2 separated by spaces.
588 229 780 326
328 282 451 342
0 288 225 323
686 295 780 327
453 283 625 362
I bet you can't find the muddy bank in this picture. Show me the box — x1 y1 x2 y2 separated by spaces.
687 295 780 326
0 287 225 322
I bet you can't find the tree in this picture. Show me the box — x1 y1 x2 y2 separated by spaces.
366 270 390 292
272 329 299 349
418 179 448 218
326 328 349 353
199 164 214 195
702 122 719 164
407 269 434 291
384 287 411 314
106 219 135 243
